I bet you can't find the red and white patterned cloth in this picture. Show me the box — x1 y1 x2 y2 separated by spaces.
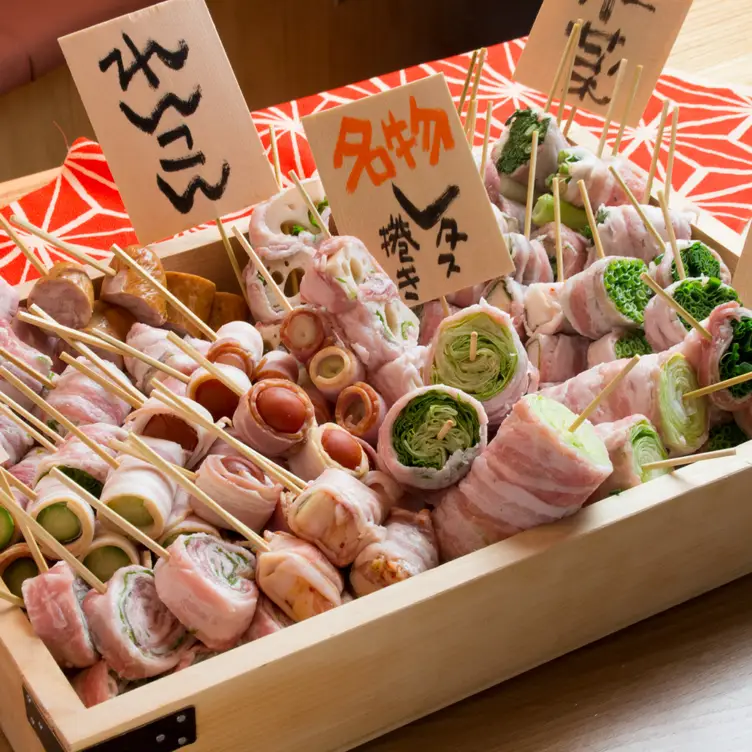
2 38 751 286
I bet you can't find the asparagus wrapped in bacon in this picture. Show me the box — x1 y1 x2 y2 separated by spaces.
287 423 369 482
377 386 488 491
587 330 653 368
649 240 733 288
335 382 388 445
155 533 258 651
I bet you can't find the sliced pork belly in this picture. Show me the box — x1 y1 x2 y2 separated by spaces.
0 323 54 411
0 413 34 468
71 660 125 708
587 329 653 368
524 282 574 337
242 594 294 642
6 447 50 506
371 346 426 406
506 233 553 285
532 223 589 279
526 333 589 384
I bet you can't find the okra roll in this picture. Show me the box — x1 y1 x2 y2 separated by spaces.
83 565 191 680
186 364 252 422
587 330 653 368
233 378 315 457
155 534 258 651
286 468 393 566
287 423 369 482
22 561 98 668
589 415 669 503
0 543 40 598
425 303 533 426
335 382 388 445
308 345 365 402
377 385 488 490
82 530 140 584
650 240 732 288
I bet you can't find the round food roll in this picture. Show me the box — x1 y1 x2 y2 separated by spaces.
208 292 249 330
86 302 136 369
650 239 732 288
28 475 96 558
335 382 387 445
587 329 653 368
287 423 369 482
242 594 294 642
72 660 126 708
191 454 282 532
280 307 330 363
526 333 590 385
233 378 315 457
100 244 168 326
254 351 300 383
0 502 16 551
308 345 365 402
165 271 216 338
377 385 488 491
186 364 251 422
27 261 94 329
207 320 263 378
159 515 220 547
0 543 40 598
82 531 140 583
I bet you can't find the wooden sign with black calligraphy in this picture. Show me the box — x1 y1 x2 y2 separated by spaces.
731 223 752 308
302 74 514 306
59 0 278 244
514 0 693 126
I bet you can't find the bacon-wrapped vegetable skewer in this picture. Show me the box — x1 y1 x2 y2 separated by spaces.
335 382 387 445
287 423 369 481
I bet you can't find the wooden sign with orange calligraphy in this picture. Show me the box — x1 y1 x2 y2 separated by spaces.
303 74 513 306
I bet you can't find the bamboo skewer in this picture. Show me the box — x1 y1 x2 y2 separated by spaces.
437 420 455 441
0 367 119 470
552 178 565 283
467 48 486 114
664 106 679 204
51 468 170 561
59 353 144 410
609 166 665 248
0 589 23 608
9 217 114 277
0 346 56 390
556 30 579 126
166 332 245 397
643 99 671 202
128 435 269 552
0 391 61 446
642 448 737 472
563 106 578 137
545 21 582 113
457 50 479 114
0 469 47 574
289 171 332 240
109 244 217 341
597 58 628 158
0 471 36 502
216 218 252 311
479 101 493 177
683 372 752 401
0 214 47 277
440 297 451 318
612 64 643 156
569 355 640 432
0 487 106 594
640 273 711 340
15 311 121 355
464 100 478 144
657 189 685 280
269 125 283 190
231 226 294 314
0 401 58 453
110 440 196 480
524 130 539 240
578 180 606 260
469 331 478 362
141 550 152 569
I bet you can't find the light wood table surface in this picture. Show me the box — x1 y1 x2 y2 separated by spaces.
1 1 750 750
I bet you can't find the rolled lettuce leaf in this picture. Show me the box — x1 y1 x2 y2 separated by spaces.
425 302 537 425
378 385 488 490
659 353 709 454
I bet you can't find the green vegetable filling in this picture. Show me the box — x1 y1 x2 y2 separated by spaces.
672 278 739 331
0 507 14 551
308 199 329 230
108 496 154 529
84 546 133 583
658 353 708 453
58 466 104 499
531 193 589 232
613 331 653 359
706 422 749 451
496 109 550 175
547 149 583 186
581 207 609 242
392 390 481 470
36 503 82 544
719 317 752 399
629 421 669 483
603 259 653 324
671 241 721 282
2 558 38 598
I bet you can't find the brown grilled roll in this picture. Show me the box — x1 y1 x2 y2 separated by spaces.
28 262 94 329
165 272 216 338
86 301 137 368
208 292 248 330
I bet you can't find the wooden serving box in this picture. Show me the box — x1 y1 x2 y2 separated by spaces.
1 127 751 752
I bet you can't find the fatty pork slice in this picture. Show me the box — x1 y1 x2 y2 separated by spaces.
71 660 126 708
286 468 394 567
256 531 344 622
0 323 54 411
532 223 589 279
287 423 370 482
526 333 589 385
22 561 98 668
47 356 132 427
505 233 553 285
242 594 294 642
191 454 281 532
155 533 258 651
587 329 653 368
371 346 426 406
524 281 574 337
650 239 733 288
206 320 264 379
0 277 19 324
432 394 612 561
0 413 34 468
6 447 51 505
350 508 439 596
597 204 692 263
560 256 652 339
83 565 191 680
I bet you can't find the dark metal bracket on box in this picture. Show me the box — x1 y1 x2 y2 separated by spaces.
24 687 197 751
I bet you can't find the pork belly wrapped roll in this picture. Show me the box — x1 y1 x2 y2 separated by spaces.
589 415 669 503
82 530 140 584
233 378 315 457
0 324 54 411
160 515 220 547
595 204 692 263
100 245 168 326
483 277 526 337
505 233 553 285
288 423 369 482
0 413 34 468
371 346 426 406
280 306 331 363
48 356 132 427
27 262 95 329
22 561 98 668
350 508 438 596
0 277 19 324
0 543 39 597
526 333 589 385
644 277 739 352
532 223 589 279
560 257 653 339
335 382 387 445
540 352 709 455
432 394 613 560
491 108 569 192
286 468 392 566
242 594 294 642
155 534 258 651
254 351 300 383
481 155 527 220
308 345 365 401
524 281 573 337
125 396 213 468
419 300 457 347
186 364 251 422
206 321 264 378
587 329 653 368
256 530 344 621
6 447 51 505
191 454 281 532
72 660 125 708
377 385 488 491
100 438 184 539
425 303 535 425
83 565 191 680
170 643 220 673
649 239 732 288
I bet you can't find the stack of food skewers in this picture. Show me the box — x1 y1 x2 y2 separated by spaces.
0 44 748 712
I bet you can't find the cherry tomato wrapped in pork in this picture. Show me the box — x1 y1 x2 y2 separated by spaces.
187 364 251 422
287 423 369 481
